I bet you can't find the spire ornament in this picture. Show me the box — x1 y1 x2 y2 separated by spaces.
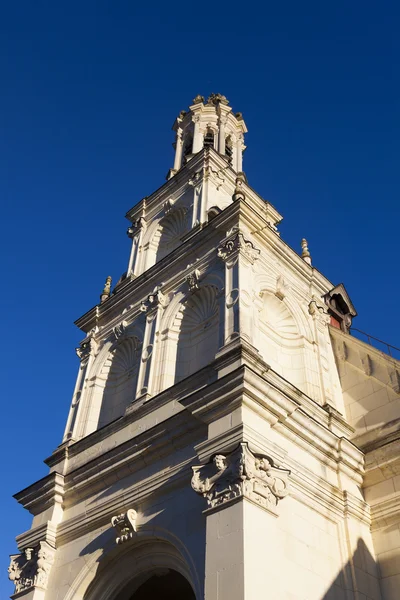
232 172 247 202
207 93 229 106
301 239 312 265
192 95 205 105
100 276 112 303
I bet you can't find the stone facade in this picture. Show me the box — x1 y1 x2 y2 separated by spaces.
9 94 400 600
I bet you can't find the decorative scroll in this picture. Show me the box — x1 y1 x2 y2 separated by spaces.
111 509 137 544
191 443 290 515
8 542 55 594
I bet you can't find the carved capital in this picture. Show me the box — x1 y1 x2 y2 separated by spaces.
111 509 137 544
218 231 260 265
8 542 55 594
191 443 290 515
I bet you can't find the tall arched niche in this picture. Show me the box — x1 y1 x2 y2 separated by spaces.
97 335 142 428
258 292 309 394
175 285 220 383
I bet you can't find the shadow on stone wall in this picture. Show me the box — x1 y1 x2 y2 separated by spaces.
322 538 382 600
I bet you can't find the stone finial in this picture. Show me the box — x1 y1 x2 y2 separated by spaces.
100 276 112 303
207 93 229 106
301 239 312 265
192 95 205 105
232 172 246 202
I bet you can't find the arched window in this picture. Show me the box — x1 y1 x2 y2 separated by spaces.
203 127 214 149
183 132 193 163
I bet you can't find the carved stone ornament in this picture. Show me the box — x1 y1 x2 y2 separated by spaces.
188 171 202 187
111 509 137 544
191 443 290 515
141 287 168 312
275 274 289 300
309 297 330 326
207 92 229 106
186 268 201 292
127 217 146 239
8 542 55 594
164 198 176 216
113 320 127 341
192 94 205 105
76 339 91 361
217 231 261 264
232 172 246 202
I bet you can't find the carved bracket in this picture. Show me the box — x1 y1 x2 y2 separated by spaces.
191 443 290 515
186 268 201 292
217 231 260 265
309 297 330 327
8 542 55 594
113 320 128 341
127 217 146 239
111 509 137 544
141 286 169 312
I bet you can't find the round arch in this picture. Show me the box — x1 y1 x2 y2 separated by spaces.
65 532 201 600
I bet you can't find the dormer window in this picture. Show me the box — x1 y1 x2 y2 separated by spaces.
204 128 214 149
323 284 357 333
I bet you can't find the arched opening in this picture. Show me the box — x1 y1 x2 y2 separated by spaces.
117 569 195 600
225 135 233 163
183 132 193 163
203 127 214 149
175 286 220 383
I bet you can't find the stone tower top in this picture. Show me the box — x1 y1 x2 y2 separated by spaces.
168 93 248 179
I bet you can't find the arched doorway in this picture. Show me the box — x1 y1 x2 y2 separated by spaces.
116 569 195 600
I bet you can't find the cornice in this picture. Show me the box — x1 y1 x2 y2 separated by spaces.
370 495 400 530
14 472 64 516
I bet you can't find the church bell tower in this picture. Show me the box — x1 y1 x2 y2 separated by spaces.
9 94 400 600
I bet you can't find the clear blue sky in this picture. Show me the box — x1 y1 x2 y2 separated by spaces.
1 2 399 595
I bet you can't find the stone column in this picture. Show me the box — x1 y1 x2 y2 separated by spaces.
135 289 168 400
192 115 203 153
62 333 97 443
236 135 244 172
127 217 146 277
217 229 260 345
218 117 227 154
173 127 183 171
191 443 290 600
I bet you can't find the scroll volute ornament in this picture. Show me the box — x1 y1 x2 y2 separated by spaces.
111 508 137 544
191 443 290 515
